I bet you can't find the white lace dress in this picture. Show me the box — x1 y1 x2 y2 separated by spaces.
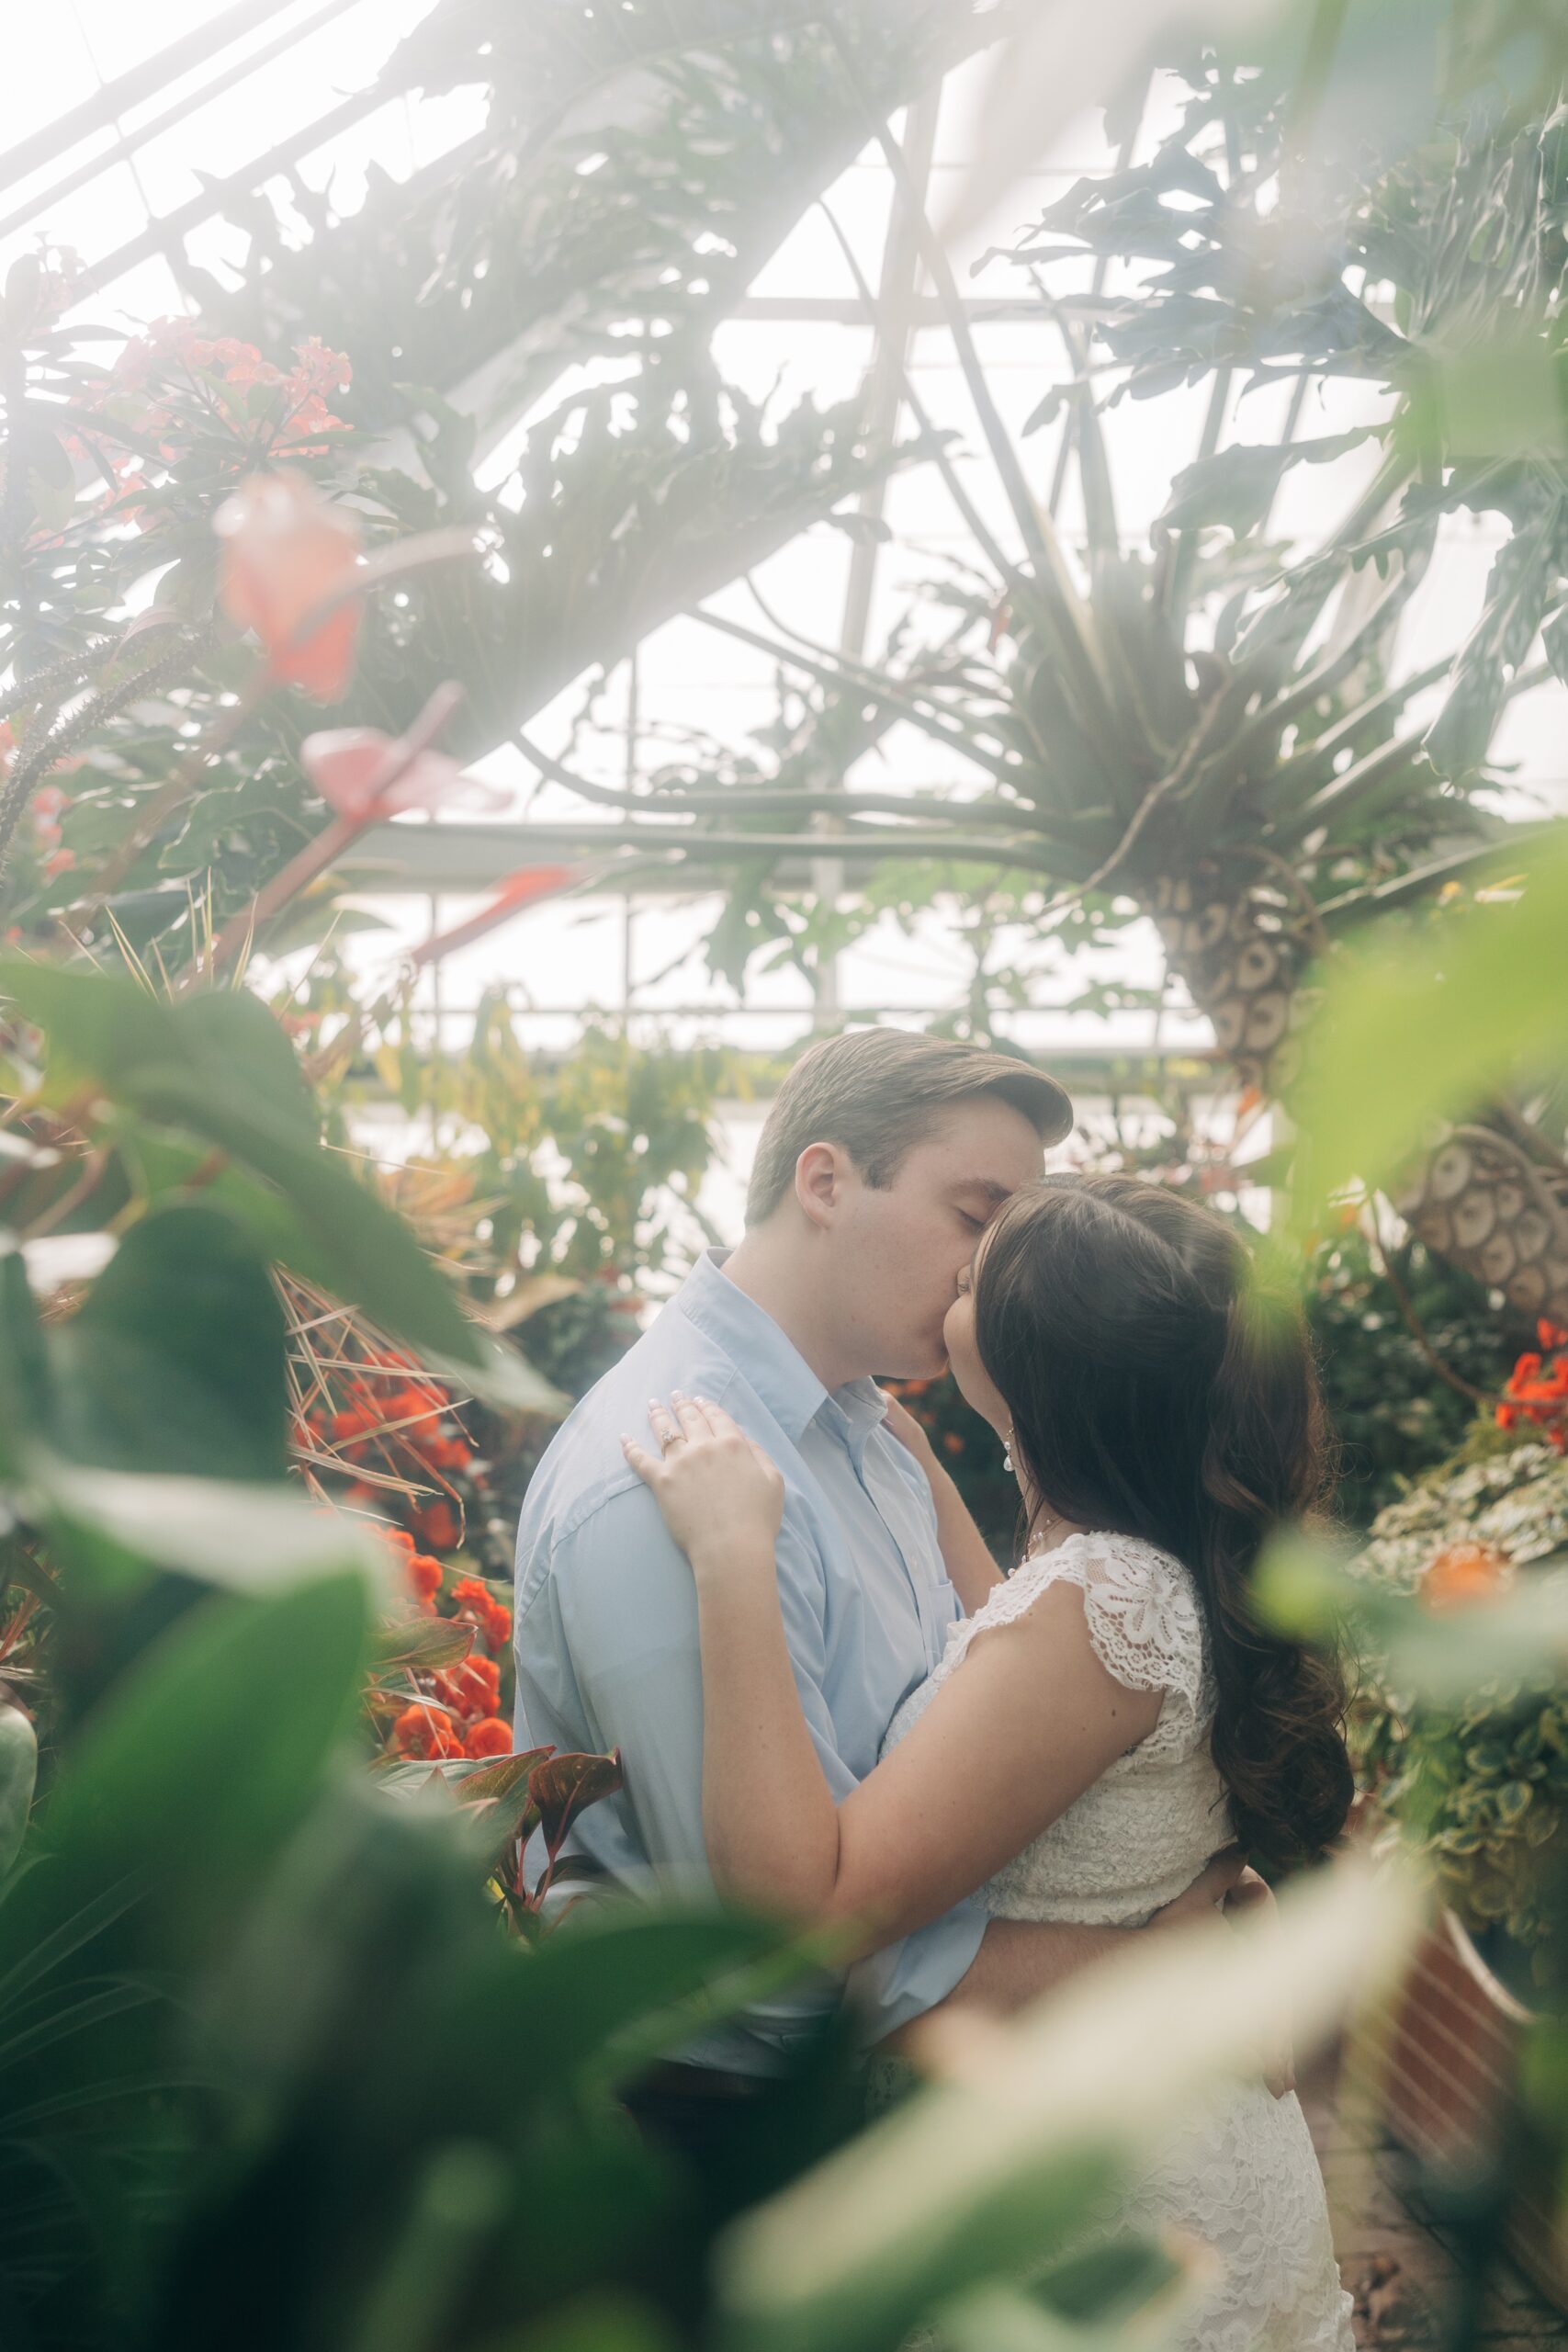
883 1530 1354 2352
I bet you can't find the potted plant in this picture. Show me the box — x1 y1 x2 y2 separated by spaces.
1348 1329 1568 2307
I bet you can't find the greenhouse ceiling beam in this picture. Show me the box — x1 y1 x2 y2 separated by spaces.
810 86 941 1024
343 821 1063 894
346 1037 1224 1092
731 293 1041 324
0 0 366 246
0 0 297 196
72 83 393 302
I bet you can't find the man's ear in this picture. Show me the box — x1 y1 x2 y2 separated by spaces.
794 1141 848 1230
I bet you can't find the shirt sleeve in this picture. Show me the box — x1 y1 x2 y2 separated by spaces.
551 1478 987 2031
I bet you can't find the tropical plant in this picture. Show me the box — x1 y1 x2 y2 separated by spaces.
1348 1419 1568 1988
2 0 1002 970
514 18 1568 1320
1305 1226 1517 1527
0 941 1411 2352
1029 32 1568 1323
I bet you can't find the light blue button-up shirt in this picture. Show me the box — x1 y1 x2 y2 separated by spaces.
513 1249 987 2074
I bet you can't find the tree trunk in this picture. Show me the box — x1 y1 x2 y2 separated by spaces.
1145 857 1319 1093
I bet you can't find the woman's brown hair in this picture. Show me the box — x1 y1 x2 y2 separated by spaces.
974 1171 1352 1873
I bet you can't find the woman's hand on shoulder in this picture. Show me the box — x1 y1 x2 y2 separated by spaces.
878 1389 938 1478
622 1392 784 1577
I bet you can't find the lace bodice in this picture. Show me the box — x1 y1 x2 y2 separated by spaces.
884 1529 1233 1925
881 1527 1354 2350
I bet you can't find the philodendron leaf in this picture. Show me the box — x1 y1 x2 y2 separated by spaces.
1290 827 1568 1238
1156 430 1375 544
0 960 565 1416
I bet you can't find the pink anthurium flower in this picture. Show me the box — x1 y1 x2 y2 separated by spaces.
409 861 605 967
299 727 509 822
214 469 362 701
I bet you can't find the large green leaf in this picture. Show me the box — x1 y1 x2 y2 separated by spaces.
46 1203 288 1480
420 1905 823 2117
0 961 561 1413
1290 826 1568 1235
17 1573 369 1965
714 1862 1417 2352
0 1202 388 1602
28 1450 389 1602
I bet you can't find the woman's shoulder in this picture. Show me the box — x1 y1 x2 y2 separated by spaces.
1003 1526 1195 1607
962 1529 1208 1713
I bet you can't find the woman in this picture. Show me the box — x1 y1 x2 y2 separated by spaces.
623 1171 1356 2350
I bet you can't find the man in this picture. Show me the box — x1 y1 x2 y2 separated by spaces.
513 1028 1243 2121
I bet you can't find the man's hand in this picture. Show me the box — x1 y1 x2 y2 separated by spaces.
1150 1849 1294 2098
1149 1844 1247 1928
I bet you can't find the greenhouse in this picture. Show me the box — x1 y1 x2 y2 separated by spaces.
3 4 1568 2347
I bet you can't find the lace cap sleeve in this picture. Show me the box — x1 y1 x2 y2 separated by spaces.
948 1531 1210 1752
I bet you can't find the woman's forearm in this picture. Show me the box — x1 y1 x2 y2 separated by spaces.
688 1541 847 1918
925 1459 1003 1613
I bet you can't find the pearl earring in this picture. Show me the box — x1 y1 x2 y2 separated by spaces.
1003 1425 1015 1475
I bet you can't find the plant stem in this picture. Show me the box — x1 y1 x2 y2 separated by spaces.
192 681 465 985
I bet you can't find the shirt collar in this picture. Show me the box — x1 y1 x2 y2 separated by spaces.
674 1250 889 1458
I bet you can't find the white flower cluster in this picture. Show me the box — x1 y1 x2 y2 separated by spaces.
1353 1440 1568 1594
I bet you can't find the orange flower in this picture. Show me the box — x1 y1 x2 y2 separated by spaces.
452 1577 512 1655
1495 1336 1568 1453
433 1657 500 1722
465 1716 513 1758
407 1552 443 1605
1418 1542 1514 1613
390 1704 465 1760
942 1431 964 1457
215 469 362 700
416 1500 460 1553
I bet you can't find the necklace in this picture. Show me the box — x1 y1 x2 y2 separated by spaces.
1023 1508 1066 1559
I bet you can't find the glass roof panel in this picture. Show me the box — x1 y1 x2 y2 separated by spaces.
7 1 1566 1077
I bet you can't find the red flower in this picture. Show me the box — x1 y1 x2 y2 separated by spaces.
465 1716 513 1758
416 1501 460 1554
433 1657 501 1722
215 469 363 701
452 1577 512 1655
407 1552 443 1605
1495 1336 1568 1453
390 1704 465 1761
